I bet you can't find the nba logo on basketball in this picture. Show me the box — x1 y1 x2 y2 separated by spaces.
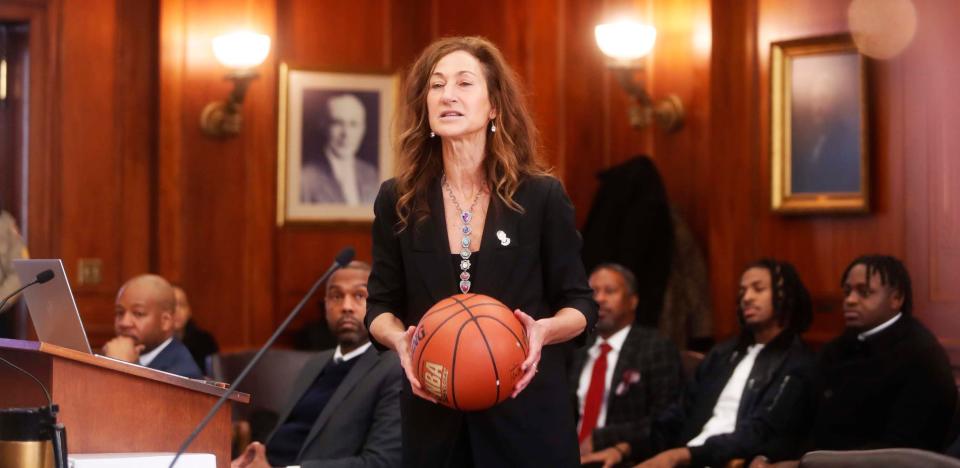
423 361 449 402
411 324 426 351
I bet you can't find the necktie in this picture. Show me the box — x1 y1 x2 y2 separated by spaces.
579 342 612 443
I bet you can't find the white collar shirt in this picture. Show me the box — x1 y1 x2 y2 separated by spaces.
333 341 372 363
688 343 765 447
576 325 631 431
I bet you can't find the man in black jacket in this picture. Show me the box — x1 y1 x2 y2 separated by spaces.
172 285 219 373
813 254 956 451
633 259 817 468
754 255 958 468
232 261 401 468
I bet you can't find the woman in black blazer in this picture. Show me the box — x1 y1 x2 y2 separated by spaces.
365 36 597 467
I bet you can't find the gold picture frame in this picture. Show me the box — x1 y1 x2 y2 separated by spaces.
277 64 398 224
770 34 869 213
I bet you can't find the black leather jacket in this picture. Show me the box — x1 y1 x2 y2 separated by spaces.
647 330 816 467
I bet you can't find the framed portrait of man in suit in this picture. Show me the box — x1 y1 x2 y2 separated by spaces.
770 34 870 213
278 65 397 223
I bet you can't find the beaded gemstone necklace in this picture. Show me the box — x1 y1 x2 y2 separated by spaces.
441 174 485 294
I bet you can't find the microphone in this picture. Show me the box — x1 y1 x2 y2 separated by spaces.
0 356 69 468
0 269 55 313
168 246 355 467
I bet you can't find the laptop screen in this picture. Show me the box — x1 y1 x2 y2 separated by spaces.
12 259 93 354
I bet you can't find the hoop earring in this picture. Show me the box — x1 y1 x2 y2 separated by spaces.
429 131 435 138
490 122 496 133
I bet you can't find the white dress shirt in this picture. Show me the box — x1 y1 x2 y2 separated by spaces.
688 343 765 447
576 325 631 431
333 341 372 363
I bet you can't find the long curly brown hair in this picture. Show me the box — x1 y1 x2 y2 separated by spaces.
393 36 549 231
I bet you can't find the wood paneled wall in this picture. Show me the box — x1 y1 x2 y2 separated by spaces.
705 0 960 355
898 0 960 365
152 0 712 349
16 0 960 359
1 0 155 345
158 0 278 347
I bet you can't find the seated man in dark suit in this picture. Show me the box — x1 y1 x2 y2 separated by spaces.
232 261 402 468
172 285 219 373
753 255 958 467
628 259 817 468
575 263 685 466
102 274 203 379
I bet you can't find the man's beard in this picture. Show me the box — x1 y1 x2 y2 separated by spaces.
334 318 368 347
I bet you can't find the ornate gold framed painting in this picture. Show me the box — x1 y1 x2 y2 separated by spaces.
277 64 397 224
770 34 870 213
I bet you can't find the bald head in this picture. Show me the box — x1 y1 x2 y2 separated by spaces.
114 274 177 352
324 94 366 160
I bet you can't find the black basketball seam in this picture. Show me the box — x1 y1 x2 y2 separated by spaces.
450 319 472 411
474 315 528 355
451 295 502 408
460 300 513 312
420 298 470 320
415 308 470 381
467 301 527 353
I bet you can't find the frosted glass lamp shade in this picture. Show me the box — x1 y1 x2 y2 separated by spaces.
212 31 271 69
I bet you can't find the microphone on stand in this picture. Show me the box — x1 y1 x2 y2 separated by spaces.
168 246 355 468
0 268 67 467
0 350 69 468
0 269 55 313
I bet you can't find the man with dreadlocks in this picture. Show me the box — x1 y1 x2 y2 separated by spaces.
811 254 955 452
621 259 817 468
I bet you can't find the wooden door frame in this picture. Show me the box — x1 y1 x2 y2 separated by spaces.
0 0 61 259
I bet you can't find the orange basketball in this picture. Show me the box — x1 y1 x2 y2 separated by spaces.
411 294 528 411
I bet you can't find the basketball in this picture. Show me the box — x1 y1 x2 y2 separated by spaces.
411 294 528 411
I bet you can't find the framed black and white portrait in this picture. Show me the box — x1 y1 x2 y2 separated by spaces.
770 34 870 213
278 65 397 223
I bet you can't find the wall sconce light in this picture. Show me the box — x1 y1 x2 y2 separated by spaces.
595 19 684 132
200 30 271 137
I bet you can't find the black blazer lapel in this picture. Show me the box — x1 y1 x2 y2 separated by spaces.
298 348 380 459
608 327 641 407
412 179 456 305
472 194 521 300
265 351 333 445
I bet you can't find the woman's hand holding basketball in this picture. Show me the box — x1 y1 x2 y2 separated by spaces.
391 325 437 403
512 309 545 398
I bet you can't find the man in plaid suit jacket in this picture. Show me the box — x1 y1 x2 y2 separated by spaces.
571 263 685 465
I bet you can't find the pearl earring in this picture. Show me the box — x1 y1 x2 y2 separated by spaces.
490 122 496 133
429 131 435 138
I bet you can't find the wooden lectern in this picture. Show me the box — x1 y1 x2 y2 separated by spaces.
0 338 248 468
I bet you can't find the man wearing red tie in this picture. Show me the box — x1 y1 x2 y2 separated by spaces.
572 263 685 465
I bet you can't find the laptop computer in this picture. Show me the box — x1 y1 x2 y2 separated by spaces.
12 259 94 354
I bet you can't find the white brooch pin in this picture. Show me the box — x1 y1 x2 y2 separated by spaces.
496 230 511 246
